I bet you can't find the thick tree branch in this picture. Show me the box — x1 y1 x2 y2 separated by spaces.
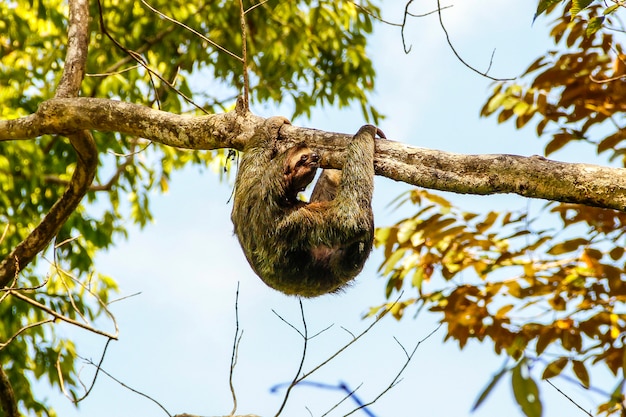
0 364 18 417
0 130 98 287
0 98 262 150
2 97 626 215
55 0 90 99
0 0 97 287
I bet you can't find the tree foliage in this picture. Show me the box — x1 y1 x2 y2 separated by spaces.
375 2 626 416
3 0 626 416
0 0 379 415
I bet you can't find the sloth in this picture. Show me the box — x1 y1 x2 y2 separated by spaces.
231 117 383 297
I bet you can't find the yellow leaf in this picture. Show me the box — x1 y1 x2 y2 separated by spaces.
542 357 568 379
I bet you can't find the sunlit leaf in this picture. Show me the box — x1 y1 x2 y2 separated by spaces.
512 362 543 417
541 357 568 379
572 360 590 387
570 0 594 19
604 4 620 15
546 238 588 255
585 16 604 37
534 0 562 21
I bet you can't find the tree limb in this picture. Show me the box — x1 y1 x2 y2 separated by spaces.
0 364 18 417
0 0 97 287
2 97 626 215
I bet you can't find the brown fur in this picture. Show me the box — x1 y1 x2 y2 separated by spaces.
231 118 382 297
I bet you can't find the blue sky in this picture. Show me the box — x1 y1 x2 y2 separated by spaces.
39 1 614 416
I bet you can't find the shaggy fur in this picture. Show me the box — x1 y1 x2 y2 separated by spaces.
231 118 381 297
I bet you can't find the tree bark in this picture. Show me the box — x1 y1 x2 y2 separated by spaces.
2 97 626 212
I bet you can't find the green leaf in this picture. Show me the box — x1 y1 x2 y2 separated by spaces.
570 0 595 19
512 362 543 417
472 365 509 411
534 0 562 22
604 4 621 15
585 16 604 37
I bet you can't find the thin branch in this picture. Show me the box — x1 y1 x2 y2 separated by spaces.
350 1 402 27
229 283 243 416
139 0 242 62
345 324 442 416
89 27 175 94
401 0 416 53
434 0 513 81
60 339 113 403
274 299 307 417
45 241 120 338
53 244 89 324
407 6 453 18
8 290 118 339
245 0 270 14
322 383 365 417
44 144 138 192
0 319 55 350
81 358 172 417
340 326 355 340
87 64 140 77
545 379 594 417
272 308 305 338
96 0 209 113
309 323 334 340
107 291 142 305
296 295 400 384
0 224 9 245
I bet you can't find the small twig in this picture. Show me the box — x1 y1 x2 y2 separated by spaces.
245 0 270 14
65 339 113 403
340 326 356 340
274 299 307 417
82 357 172 417
56 339 112 404
296 294 403 384
350 1 401 26
0 319 54 350
321 383 365 417
228 283 243 416
309 323 334 340
272 309 305 338
45 252 120 337
52 241 90 324
401 0 416 53
345 324 442 416
96 0 210 113
107 291 142 305
87 64 140 77
545 379 594 417
435 0 513 81
407 5 453 17
0 224 9 245
8 290 118 339
139 0 241 62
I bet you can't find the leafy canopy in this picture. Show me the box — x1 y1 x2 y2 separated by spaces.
0 0 379 414
375 3 626 416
